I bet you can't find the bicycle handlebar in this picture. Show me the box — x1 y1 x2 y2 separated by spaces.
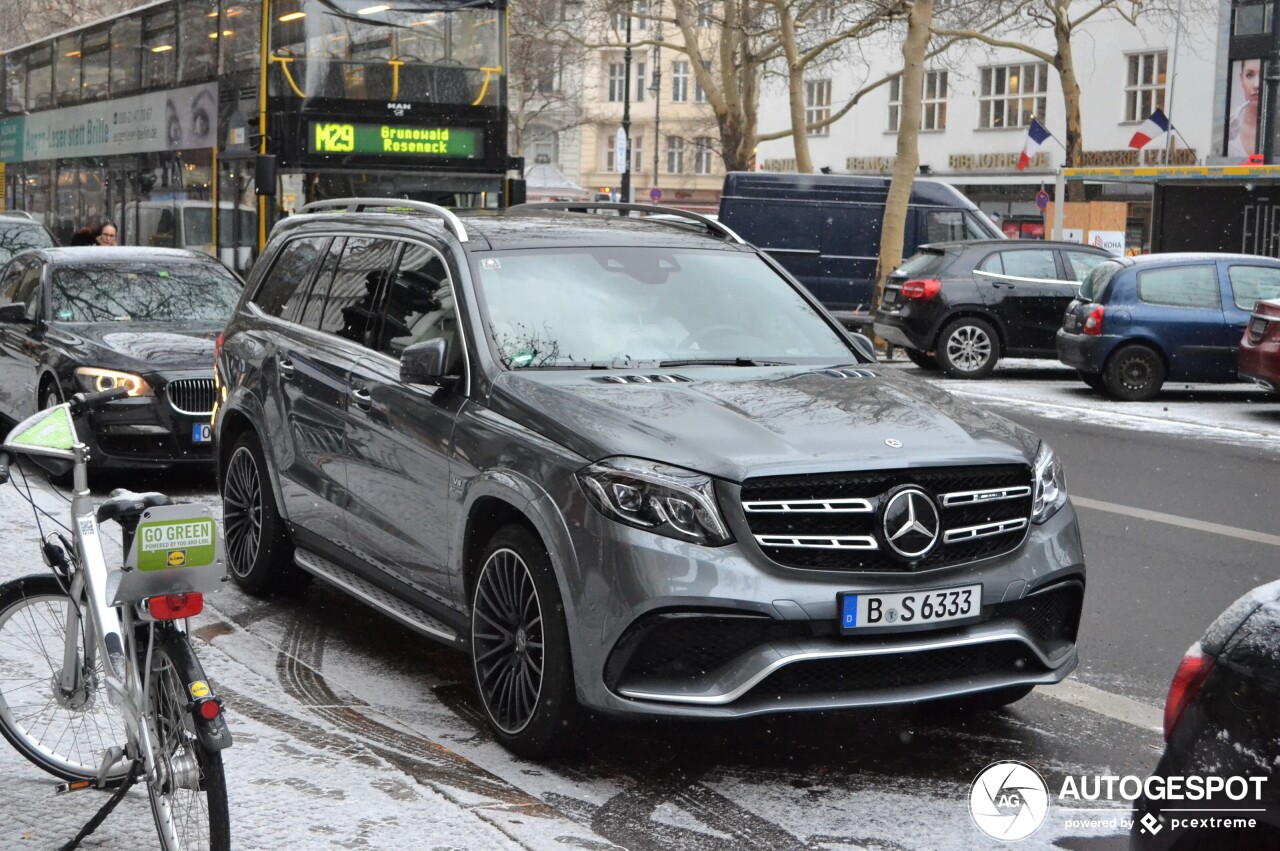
68 386 132 416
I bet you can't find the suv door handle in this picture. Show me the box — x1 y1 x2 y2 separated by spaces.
278 357 296 380
349 387 372 411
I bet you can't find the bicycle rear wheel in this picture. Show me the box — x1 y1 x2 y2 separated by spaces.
146 629 230 851
0 574 128 785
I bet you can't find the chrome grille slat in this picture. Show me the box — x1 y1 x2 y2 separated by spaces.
743 498 874 514
940 486 1032 507
943 518 1029 545
754 535 878 550
167 378 216 416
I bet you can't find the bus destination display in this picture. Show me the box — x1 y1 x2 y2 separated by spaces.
309 123 482 158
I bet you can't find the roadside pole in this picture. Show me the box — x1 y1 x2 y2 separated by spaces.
1053 169 1065 240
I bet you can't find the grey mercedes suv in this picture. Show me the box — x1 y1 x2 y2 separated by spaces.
213 199 1085 757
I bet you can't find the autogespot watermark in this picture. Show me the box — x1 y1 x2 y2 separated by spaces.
968 763 1269 841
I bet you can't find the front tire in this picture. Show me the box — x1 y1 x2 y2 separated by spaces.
146 631 230 851
470 525 579 759
936 318 1001 379
0 575 128 785
1103 343 1166 401
221 432 301 596
905 348 940 371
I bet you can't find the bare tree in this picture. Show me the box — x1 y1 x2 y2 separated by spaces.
875 0 933 307
0 0 134 48
508 0 592 163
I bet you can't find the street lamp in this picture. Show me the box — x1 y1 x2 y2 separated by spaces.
621 12 633 202
650 16 663 190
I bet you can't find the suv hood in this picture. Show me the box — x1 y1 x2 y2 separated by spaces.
488 365 1038 481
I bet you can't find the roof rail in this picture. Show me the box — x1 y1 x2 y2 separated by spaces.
299 197 469 243
0 210 35 220
509 202 745 244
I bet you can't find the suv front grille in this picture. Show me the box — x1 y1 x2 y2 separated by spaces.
166 378 216 416
740 464 1033 572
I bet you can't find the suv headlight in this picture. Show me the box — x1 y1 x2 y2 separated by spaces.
578 457 732 546
74 367 155 397
1031 441 1067 524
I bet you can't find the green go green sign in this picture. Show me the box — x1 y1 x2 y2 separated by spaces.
135 517 218 572
309 122 481 158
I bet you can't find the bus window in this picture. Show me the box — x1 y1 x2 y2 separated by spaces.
179 0 219 83
54 35 82 107
81 28 111 101
26 46 52 111
4 53 26 115
110 15 143 96
142 9 178 89
220 0 262 74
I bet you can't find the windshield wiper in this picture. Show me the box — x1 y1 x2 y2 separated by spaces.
658 357 791 367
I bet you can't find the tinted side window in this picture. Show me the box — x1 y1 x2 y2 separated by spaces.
1227 265 1280 310
368 244 455 359
925 210 989 242
999 249 1057 279
1137 265 1220 308
319 238 403 343
1065 250 1108 283
977 253 1003 274
251 236 329 317
0 261 26 303
283 237 344 328
15 265 43 321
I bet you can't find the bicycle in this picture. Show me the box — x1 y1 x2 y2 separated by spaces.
0 387 231 851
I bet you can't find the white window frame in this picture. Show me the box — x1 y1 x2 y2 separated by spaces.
1125 51 1167 122
979 62 1048 129
889 70 949 132
805 78 831 136
666 136 685 173
671 60 689 102
607 60 625 102
693 136 714 174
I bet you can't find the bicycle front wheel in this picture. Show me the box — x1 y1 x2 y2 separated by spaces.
0 574 128 785
146 630 230 851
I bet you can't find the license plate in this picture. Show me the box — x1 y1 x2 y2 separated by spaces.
192 423 212 443
883 289 899 306
1251 316 1267 337
838 584 981 633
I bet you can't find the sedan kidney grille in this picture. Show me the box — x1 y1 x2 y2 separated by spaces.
167 378 216 416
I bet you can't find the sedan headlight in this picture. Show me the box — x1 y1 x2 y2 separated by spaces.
578 457 732 546
1031 441 1067 524
74 367 155 397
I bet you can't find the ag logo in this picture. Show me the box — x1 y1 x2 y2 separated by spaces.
969 760 1049 841
167 550 187 567
189 681 210 699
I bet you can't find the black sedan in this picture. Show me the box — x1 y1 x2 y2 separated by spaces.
0 247 241 471
1132 580 1280 849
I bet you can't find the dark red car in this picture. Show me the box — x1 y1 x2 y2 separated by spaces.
1239 297 1280 393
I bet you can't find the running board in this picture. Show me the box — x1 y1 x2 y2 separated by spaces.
293 549 460 645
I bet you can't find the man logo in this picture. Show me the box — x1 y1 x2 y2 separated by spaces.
167 550 187 568
969 760 1049 841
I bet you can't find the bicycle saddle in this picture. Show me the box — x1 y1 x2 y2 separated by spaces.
95 489 175 525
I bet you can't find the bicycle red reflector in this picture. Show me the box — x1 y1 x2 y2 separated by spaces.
196 699 221 721
147 593 204 620
901 278 942 301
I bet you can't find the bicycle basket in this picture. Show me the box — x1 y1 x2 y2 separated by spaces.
108 503 226 605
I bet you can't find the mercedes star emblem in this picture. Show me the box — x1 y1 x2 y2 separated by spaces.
882 487 940 559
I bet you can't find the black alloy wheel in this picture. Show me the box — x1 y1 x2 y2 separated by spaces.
470 524 577 758
221 433 299 596
1102 343 1166 401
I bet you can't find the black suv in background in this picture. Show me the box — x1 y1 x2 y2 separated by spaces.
214 200 1085 757
873 240 1112 378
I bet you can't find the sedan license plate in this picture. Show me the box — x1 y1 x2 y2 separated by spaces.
1250 316 1268 339
192 423 213 443
838 584 981 633
883 288 900 306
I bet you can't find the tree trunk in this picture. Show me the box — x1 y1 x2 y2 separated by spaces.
1053 5 1086 201
776 4 812 173
874 0 934 310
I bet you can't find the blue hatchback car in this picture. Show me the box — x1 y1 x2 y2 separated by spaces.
1056 253 1280 400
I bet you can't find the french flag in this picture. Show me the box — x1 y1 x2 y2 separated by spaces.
1128 108 1170 149
1016 118 1051 171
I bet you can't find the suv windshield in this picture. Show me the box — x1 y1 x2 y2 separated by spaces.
51 262 241 323
1079 260 1123 301
475 247 855 368
0 221 55 263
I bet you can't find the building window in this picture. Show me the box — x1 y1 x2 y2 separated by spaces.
923 70 947 130
666 136 685 173
607 61 625 102
1234 0 1273 35
635 61 646 102
694 136 714 174
979 62 1048 128
631 136 644 173
534 60 563 95
694 60 710 103
805 78 831 136
1125 52 1167 122
671 61 689 102
697 0 714 27
613 1 649 32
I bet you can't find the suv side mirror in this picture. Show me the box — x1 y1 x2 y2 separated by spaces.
0 303 30 324
400 338 449 385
